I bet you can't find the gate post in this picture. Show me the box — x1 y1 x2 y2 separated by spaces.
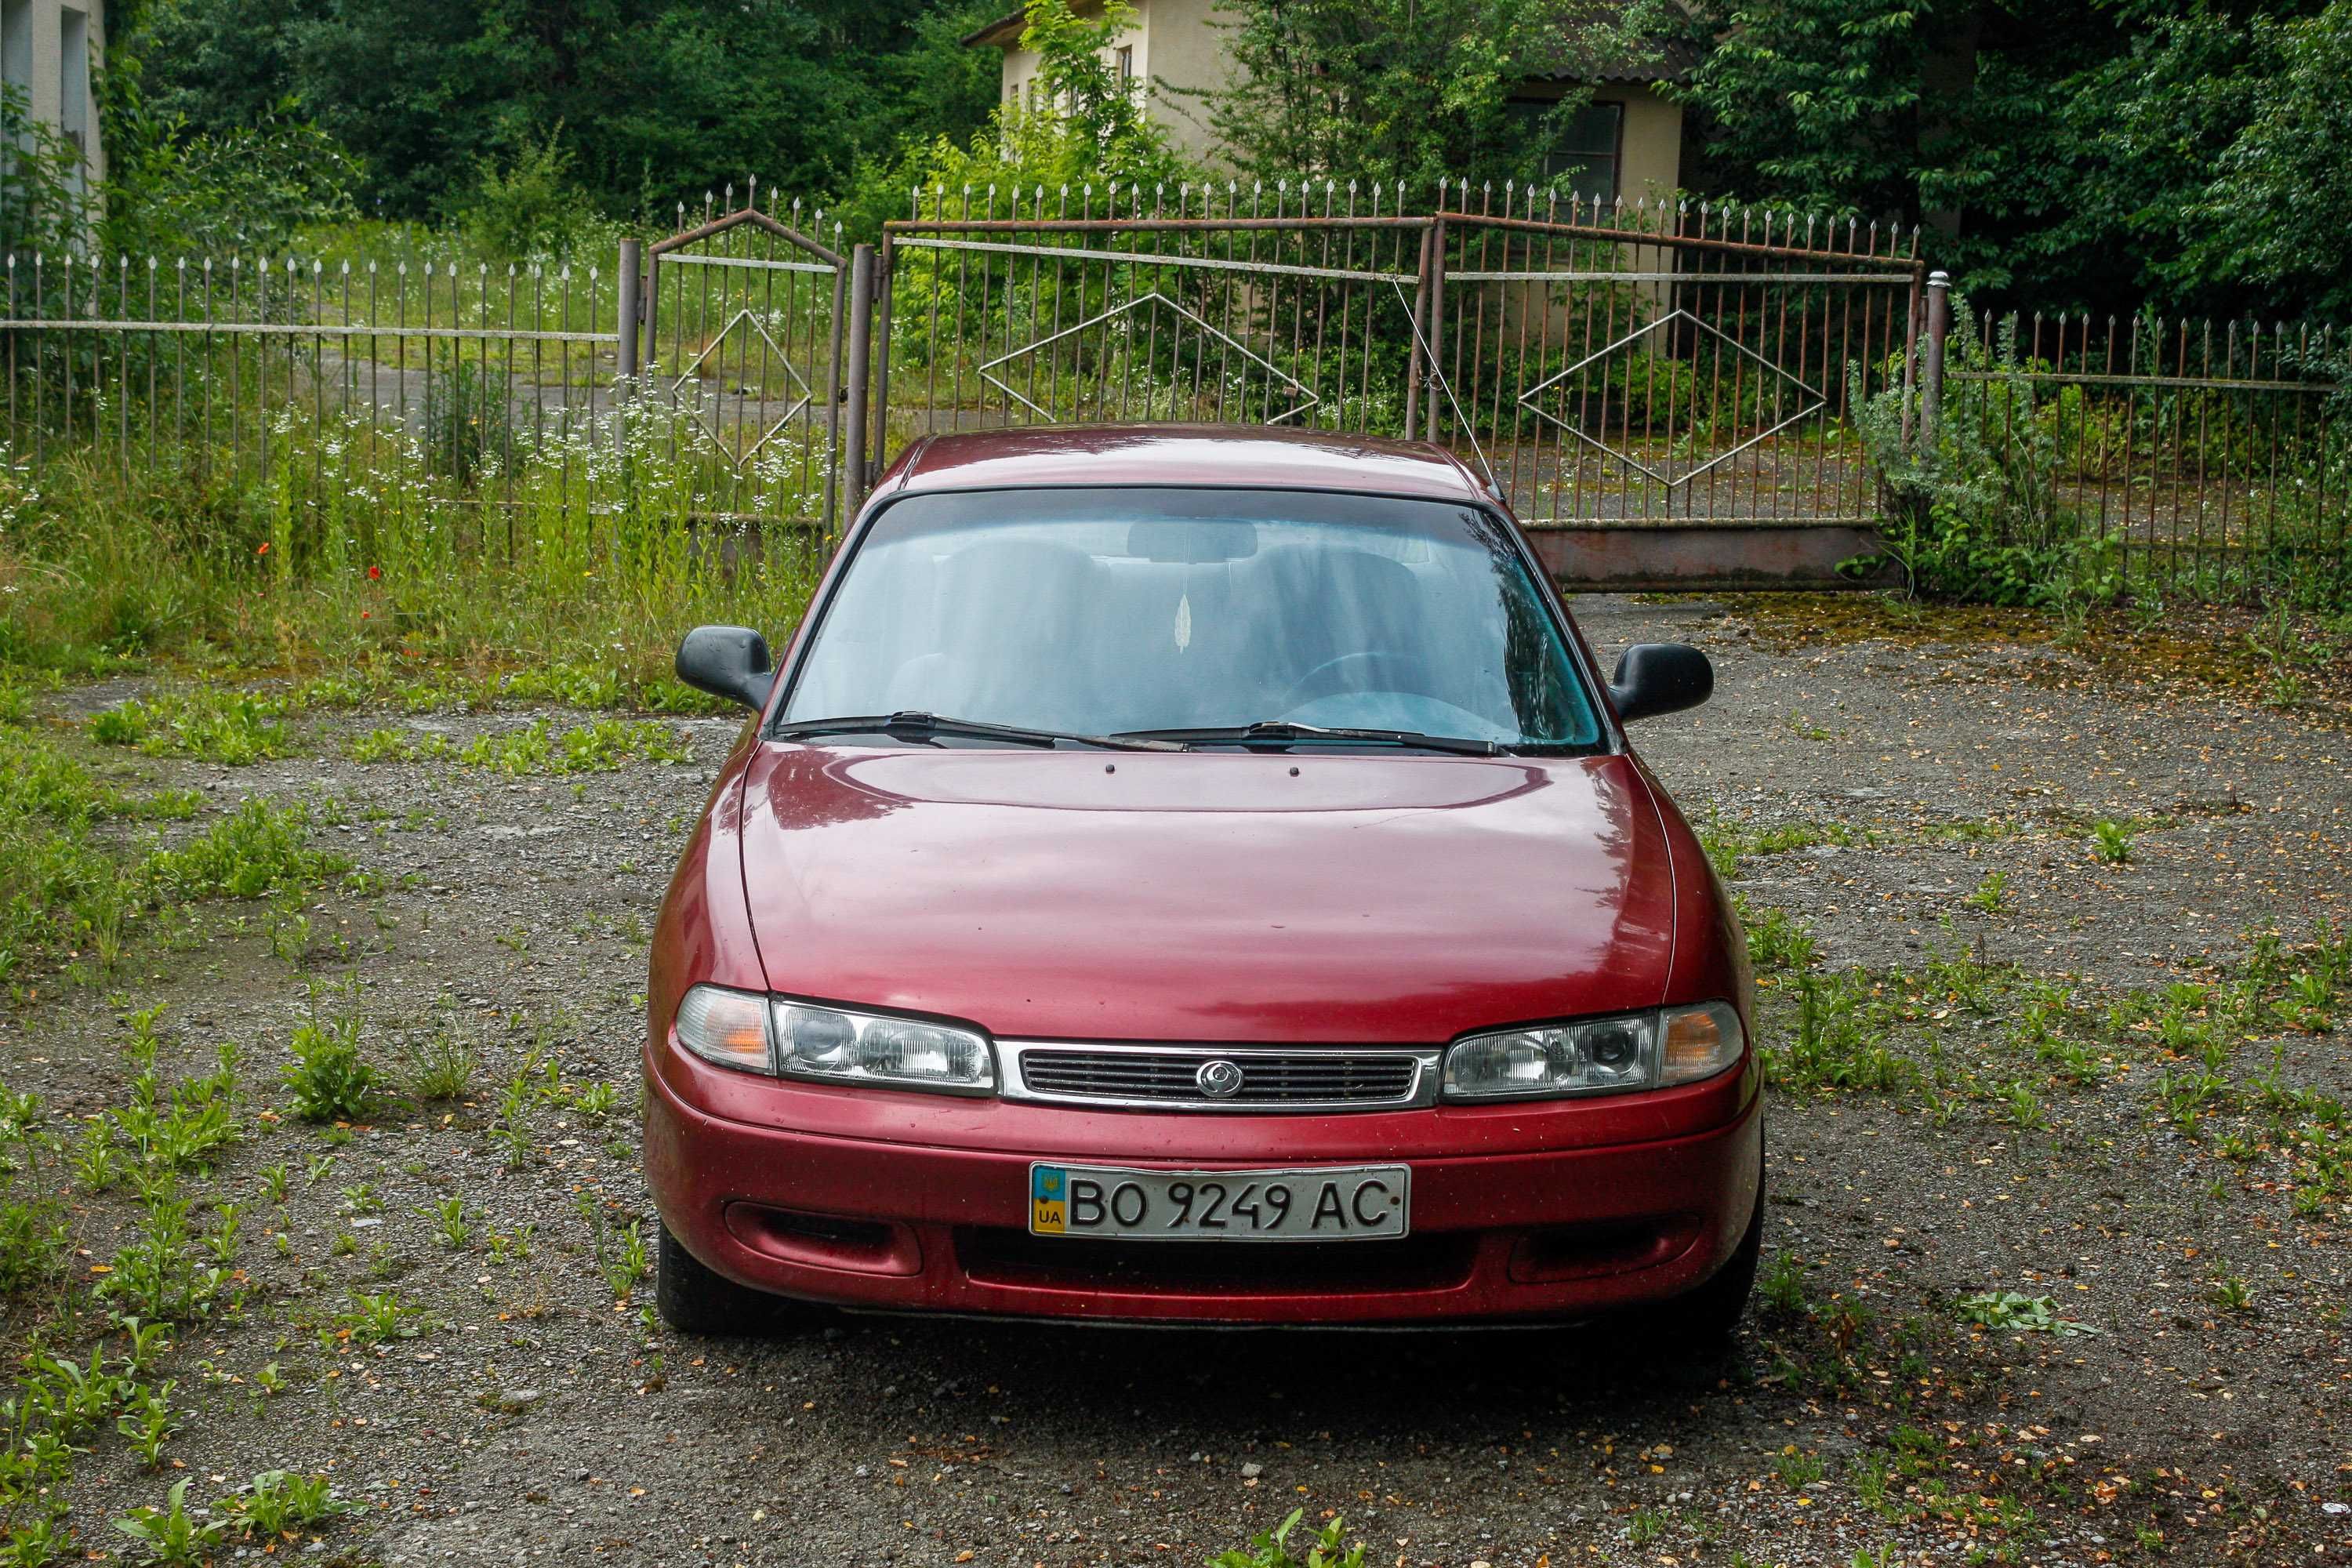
614 238 641 456
1403 223 1435 438
843 243 878 518
1921 270 1951 448
1424 216 1449 445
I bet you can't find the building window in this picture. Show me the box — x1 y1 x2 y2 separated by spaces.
1510 99 1624 208
1115 45 1134 83
0 0 31 105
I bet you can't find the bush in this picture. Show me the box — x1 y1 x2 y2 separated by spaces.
448 125 612 261
1848 307 2122 607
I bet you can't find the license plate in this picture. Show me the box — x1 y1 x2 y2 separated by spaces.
1028 1163 1410 1242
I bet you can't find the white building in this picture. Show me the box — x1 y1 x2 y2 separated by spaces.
964 0 1690 207
2 0 105 194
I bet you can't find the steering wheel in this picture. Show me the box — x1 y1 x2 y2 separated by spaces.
1274 650 1433 712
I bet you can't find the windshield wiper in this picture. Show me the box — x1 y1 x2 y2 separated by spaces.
773 710 1187 752
1115 720 1503 757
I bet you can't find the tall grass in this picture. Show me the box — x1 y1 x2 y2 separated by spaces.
0 401 828 699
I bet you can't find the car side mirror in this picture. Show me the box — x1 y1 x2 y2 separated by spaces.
676 625 774 712
1609 643 1713 724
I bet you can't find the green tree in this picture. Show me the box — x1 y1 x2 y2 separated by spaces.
837 0 1196 237
2180 2 2352 317
120 0 1007 224
1208 0 1659 194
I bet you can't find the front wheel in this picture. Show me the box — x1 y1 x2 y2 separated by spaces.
655 1221 815 1336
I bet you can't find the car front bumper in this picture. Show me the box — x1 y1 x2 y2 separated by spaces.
643 1042 1762 1326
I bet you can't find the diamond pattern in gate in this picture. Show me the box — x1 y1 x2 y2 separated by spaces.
670 307 815 469
978 292 1319 426
1516 308 1826 488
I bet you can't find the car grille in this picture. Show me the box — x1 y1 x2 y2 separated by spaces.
1011 1046 1432 1109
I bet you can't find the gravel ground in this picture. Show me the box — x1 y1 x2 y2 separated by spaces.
9 594 2350 1568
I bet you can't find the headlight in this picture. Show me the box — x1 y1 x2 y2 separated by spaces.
1442 1002 1743 1101
775 1000 996 1094
670 986 996 1095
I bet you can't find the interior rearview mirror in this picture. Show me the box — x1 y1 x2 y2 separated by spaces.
1609 643 1713 724
676 625 774 712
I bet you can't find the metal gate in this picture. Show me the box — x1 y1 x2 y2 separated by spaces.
855 181 1923 587
633 191 849 528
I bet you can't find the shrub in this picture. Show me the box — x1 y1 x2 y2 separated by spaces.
1848 308 2122 608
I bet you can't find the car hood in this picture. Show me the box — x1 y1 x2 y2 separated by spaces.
735 746 1676 1044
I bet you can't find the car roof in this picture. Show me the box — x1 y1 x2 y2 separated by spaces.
884 423 1494 504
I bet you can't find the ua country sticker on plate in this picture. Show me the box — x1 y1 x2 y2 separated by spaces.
1031 1164 1069 1234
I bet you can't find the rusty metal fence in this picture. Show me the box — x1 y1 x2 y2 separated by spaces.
1930 289 2347 597
2 184 2343 597
0 247 629 551
0 186 845 564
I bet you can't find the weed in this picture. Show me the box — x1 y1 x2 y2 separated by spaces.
2091 819 2134 864
252 1361 287 1397
486 1224 534 1264
1774 1447 1827 1487
284 1014 374 1122
100 1193 230 1322
2207 1272 2254 1313
1998 1080 2049 1130
1739 896 1819 974
344 728 452 764
0 1196 68 1294
258 1163 290 1203
408 1030 480 1100
574 1080 619 1120
339 1182 383 1215
1956 1290 2100 1336
426 1197 473 1250
72 1118 122 1193
458 717 693 776
144 797 349 902
1207 1508 1366 1568
111 1475 227 1565
93 690 292 765
1759 1250 1810 1317
1966 869 2010 913
219 1469 354 1537
331 1288 423 1346
117 1381 179 1469
1766 971 1911 1094
605 1221 649 1299
1627 1507 1664 1546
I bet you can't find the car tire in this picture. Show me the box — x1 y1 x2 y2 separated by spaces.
655 1221 810 1336
1652 1176 1766 1348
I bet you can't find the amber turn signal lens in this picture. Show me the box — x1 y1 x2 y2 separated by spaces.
673 985 775 1074
1661 1001 1745 1086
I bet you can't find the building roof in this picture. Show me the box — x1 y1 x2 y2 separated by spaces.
961 9 1029 49
884 424 1488 503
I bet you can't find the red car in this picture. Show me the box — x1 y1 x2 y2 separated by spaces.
644 425 1761 1334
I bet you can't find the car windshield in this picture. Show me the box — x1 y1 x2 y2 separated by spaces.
778 487 1603 750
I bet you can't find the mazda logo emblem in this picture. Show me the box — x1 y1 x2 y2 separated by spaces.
1195 1059 1244 1098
